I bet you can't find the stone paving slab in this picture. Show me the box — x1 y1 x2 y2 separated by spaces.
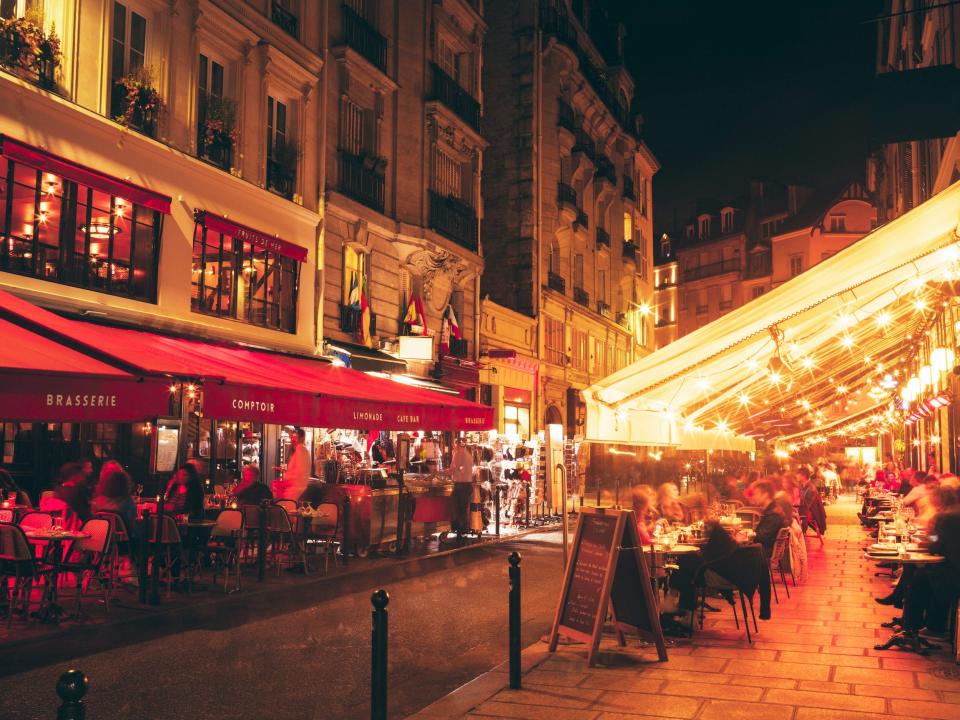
407 495 960 719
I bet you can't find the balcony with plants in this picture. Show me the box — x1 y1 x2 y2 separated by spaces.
338 149 386 212
429 190 478 253
429 63 480 132
622 240 637 262
111 67 162 138
267 140 298 200
0 13 59 91
197 94 237 172
342 3 387 74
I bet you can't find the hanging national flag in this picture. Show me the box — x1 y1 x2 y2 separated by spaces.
403 293 418 326
439 312 450 354
358 279 372 347
445 303 462 340
347 272 360 307
414 294 429 336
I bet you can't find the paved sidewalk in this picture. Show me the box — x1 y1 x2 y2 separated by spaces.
411 495 960 719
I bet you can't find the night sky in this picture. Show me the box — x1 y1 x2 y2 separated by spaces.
610 0 883 229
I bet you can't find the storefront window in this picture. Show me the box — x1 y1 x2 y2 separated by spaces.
0 159 161 301
504 404 530 439
191 216 300 333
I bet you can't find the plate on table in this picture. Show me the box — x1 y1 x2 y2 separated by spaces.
870 543 897 551
667 544 701 553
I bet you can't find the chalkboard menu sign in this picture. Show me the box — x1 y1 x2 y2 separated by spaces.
549 507 667 666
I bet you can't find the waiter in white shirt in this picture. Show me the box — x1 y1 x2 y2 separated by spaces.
278 427 311 501
450 438 475 533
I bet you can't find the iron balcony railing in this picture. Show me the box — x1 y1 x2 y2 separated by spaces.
342 4 387 73
557 182 577 207
572 129 596 163
595 156 616 186
547 271 566 293
266 159 295 199
622 176 635 200
682 258 740 282
429 190 478 252
656 318 676 328
596 227 610 247
429 63 481 131
596 300 611 318
271 1 300 38
340 303 377 335
622 241 637 261
573 286 589 307
338 150 385 212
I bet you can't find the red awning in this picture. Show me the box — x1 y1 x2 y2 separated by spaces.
0 136 172 213
194 211 308 263
0 317 171 421
0 290 492 431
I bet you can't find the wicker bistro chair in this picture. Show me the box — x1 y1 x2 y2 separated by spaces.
147 514 185 597
306 502 341 573
274 499 298 515
205 509 244 592
266 504 309 575
240 504 263 564
58 518 112 615
92 511 136 595
0 522 51 626
768 527 792 604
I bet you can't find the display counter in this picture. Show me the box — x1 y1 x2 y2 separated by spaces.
320 474 400 557
403 474 455 540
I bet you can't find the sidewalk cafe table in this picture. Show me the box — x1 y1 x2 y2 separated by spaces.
23 528 90 623
868 550 946 655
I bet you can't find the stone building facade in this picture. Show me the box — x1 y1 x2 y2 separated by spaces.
321 0 486 393
481 0 657 438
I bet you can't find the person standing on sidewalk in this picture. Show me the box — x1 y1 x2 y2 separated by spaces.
450 438 475 534
277 428 311 501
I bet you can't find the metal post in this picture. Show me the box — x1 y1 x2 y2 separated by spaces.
149 494 165 605
557 463 569 570
342 494 351 565
257 499 268 583
56 669 88 720
508 552 522 690
138 509 150 604
494 483 501 537
370 589 389 720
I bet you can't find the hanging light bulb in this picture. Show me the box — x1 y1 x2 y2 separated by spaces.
907 377 920 396
931 347 955 373
919 365 933 388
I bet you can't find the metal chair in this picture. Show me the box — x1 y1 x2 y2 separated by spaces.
307 502 340 573
19 511 53 530
92 511 136 594
266 504 308 575
768 527 792 604
59 518 113 615
206 509 244 592
0 522 48 626
240 504 262 564
274 499 298 515
147 514 184 597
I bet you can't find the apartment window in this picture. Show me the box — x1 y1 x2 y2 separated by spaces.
271 0 300 39
545 316 565 366
751 286 765 299
573 253 584 289
0 1 40 19
503 404 530 439
0 158 162 302
436 36 473 93
639 177 648 217
829 215 846 232
593 338 605 374
341 245 366 306
548 240 560 275
638 316 649 348
110 2 148 119
789 254 803 277
699 216 710 240
191 216 299 333
266 95 295 198
637 256 648 282
432 147 463 201
197 54 234 169
597 269 607 304
571 329 589 371
721 209 733 232
623 212 633 242
340 98 371 156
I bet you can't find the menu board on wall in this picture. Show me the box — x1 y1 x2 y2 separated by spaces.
153 424 180 474
548 507 667 666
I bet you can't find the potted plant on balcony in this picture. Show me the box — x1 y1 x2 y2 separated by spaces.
0 13 60 90
113 66 162 136
200 94 238 168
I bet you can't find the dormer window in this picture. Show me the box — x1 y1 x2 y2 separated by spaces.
698 215 711 240
721 208 734 232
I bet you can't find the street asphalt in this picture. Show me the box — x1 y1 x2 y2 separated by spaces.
0 530 565 720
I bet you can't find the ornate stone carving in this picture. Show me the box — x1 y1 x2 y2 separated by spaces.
404 248 472 307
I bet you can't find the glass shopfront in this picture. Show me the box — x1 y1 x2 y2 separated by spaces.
0 157 162 301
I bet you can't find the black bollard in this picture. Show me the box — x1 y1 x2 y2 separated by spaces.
257 499 269 583
56 669 88 720
138 509 150 604
342 494 351 565
149 494 165 605
508 551 522 689
370 589 389 720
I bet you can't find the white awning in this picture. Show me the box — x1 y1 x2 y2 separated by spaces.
583 180 960 449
